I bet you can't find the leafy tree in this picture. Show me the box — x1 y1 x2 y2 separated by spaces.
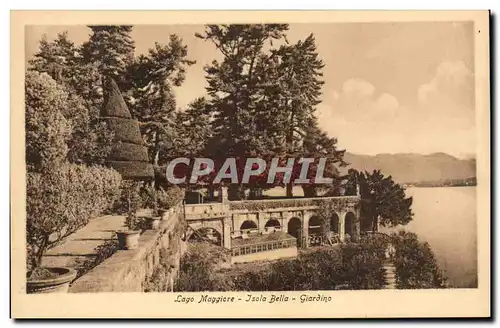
350 169 413 231
25 71 72 172
126 36 195 165
392 231 447 288
196 24 289 198
173 97 212 158
81 25 135 86
298 120 347 197
28 32 78 83
28 33 114 165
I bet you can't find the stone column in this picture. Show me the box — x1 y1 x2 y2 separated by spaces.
223 216 232 249
218 186 228 203
282 213 289 233
339 212 346 242
257 212 266 232
302 211 310 248
354 213 361 242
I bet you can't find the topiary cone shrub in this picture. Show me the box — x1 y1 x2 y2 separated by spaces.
101 78 154 180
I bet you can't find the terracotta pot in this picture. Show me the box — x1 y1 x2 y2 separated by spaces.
158 209 168 220
116 230 141 250
146 217 161 230
26 267 77 294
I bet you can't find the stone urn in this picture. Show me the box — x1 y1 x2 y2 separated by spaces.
116 230 141 250
158 209 168 221
26 267 77 294
146 217 161 230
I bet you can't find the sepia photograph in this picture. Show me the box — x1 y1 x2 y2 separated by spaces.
11 10 490 318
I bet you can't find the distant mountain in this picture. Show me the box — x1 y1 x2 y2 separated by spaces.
341 152 476 184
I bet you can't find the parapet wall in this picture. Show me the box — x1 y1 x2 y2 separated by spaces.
70 209 186 293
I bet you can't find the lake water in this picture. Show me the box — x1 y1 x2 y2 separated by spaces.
381 187 477 288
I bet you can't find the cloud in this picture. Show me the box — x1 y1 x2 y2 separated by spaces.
316 69 476 158
417 61 475 129
418 61 474 107
341 78 375 97
327 78 402 122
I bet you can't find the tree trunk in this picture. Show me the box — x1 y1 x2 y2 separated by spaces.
228 184 246 200
208 185 215 201
371 216 379 232
302 185 317 198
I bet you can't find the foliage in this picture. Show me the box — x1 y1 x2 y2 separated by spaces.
76 237 119 278
112 180 143 215
392 231 447 289
125 35 196 166
175 242 234 292
81 25 135 85
26 163 122 270
175 243 386 292
28 38 114 166
25 71 72 172
346 169 413 231
102 78 154 180
229 196 357 212
156 185 185 209
124 211 148 232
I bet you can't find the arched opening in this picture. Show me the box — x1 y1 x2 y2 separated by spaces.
190 227 222 246
308 216 321 236
240 220 258 231
265 219 281 231
345 212 356 241
330 213 340 234
287 217 302 239
308 216 322 246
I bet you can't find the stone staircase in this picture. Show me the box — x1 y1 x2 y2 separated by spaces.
383 259 397 289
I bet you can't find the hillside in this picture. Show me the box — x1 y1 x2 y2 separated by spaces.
341 152 476 184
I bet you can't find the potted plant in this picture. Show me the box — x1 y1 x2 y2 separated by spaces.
116 230 141 250
145 216 162 230
26 164 122 294
117 212 143 250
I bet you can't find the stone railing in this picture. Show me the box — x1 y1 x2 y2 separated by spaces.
228 196 360 212
70 207 186 293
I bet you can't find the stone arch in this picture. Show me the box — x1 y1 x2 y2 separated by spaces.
330 213 340 234
265 219 281 229
345 212 356 240
240 220 258 231
287 217 302 239
188 227 222 246
308 215 321 236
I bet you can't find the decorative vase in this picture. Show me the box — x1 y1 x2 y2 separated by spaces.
26 267 77 294
146 217 161 230
116 230 141 250
158 209 168 220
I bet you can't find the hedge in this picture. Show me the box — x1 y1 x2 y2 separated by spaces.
101 117 144 145
109 142 149 162
27 163 122 269
101 78 132 119
107 160 155 180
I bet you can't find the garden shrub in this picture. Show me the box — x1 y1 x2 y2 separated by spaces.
25 71 72 172
175 243 386 292
26 163 122 272
175 243 234 292
100 117 144 144
157 185 185 209
392 231 447 289
107 161 155 180
111 180 143 215
100 78 154 180
109 142 149 162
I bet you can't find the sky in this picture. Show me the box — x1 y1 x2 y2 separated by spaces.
25 22 475 158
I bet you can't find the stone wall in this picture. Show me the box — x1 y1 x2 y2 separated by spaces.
69 209 186 293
